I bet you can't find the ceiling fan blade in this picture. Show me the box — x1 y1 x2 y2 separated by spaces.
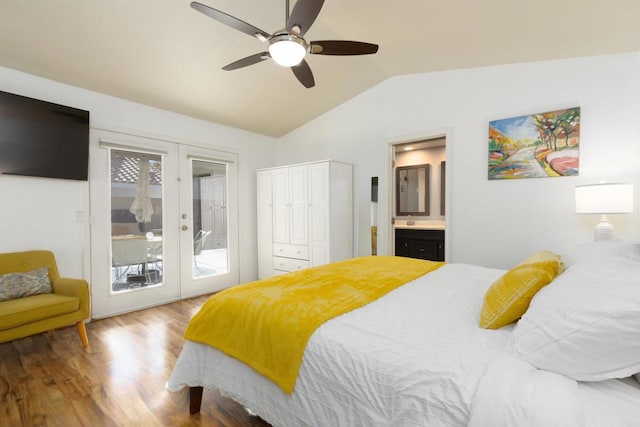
291 60 315 88
286 0 325 37
191 2 271 41
222 52 270 71
310 40 379 56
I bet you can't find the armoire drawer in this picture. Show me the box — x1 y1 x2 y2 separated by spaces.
273 256 309 273
273 243 309 260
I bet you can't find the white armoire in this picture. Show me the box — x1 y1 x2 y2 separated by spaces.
257 160 353 279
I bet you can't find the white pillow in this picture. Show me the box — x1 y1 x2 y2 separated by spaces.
513 242 640 381
560 239 626 268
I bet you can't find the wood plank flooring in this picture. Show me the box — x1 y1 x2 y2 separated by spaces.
0 295 271 427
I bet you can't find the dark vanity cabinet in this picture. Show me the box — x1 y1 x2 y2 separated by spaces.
395 228 445 261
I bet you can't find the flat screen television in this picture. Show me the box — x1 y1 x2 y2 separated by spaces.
0 90 90 181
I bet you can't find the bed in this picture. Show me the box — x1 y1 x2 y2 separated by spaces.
167 243 640 426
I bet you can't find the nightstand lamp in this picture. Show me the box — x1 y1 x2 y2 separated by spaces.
575 183 634 241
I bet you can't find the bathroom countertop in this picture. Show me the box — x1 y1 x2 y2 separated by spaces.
394 221 445 230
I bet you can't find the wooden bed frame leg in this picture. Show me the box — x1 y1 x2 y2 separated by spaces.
189 386 203 414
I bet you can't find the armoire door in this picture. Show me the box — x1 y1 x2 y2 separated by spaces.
308 162 329 266
288 165 309 246
272 165 309 246
272 167 291 244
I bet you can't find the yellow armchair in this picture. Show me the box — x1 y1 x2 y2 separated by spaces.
0 250 90 347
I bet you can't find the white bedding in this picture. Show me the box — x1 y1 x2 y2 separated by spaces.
166 262 640 426
167 263 512 426
579 377 640 427
469 347 640 427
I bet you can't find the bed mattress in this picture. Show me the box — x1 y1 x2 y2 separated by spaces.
167 262 640 426
167 263 513 426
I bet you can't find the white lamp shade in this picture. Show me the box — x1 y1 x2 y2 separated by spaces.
575 183 634 214
269 38 306 67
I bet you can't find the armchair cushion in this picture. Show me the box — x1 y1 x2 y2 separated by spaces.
0 293 79 330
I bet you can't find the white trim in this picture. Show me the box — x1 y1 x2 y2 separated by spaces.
187 154 235 164
91 124 241 158
256 159 350 171
99 139 168 156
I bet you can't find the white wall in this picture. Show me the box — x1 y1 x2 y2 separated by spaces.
275 52 640 269
2 51 639 278
0 66 277 281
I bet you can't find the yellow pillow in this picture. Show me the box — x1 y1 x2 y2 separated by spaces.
480 251 563 329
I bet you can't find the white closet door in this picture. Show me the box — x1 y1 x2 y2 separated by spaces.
272 167 290 244
309 162 329 265
289 165 309 245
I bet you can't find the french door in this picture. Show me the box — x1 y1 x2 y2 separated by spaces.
89 130 238 318
178 144 238 299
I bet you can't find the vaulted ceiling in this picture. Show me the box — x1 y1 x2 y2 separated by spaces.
2 1 639 137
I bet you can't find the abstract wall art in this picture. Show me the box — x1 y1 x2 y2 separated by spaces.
488 107 580 179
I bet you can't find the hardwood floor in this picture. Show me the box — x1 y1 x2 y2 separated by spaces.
0 295 271 427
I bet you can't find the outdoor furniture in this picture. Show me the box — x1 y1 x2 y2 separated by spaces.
193 230 212 274
112 235 150 284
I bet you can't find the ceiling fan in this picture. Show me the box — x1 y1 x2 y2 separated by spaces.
190 0 379 88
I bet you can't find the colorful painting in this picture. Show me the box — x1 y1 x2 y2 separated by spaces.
488 107 580 179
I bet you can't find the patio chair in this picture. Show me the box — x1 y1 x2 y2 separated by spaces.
193 230 212 274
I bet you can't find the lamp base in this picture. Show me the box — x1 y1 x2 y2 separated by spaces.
594 215 615 241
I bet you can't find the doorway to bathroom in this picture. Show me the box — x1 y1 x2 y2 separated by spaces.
391 136 447 261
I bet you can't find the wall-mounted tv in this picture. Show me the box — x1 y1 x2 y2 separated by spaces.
0 90 90 181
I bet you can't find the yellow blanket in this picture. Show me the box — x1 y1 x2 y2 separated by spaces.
184 256 444 394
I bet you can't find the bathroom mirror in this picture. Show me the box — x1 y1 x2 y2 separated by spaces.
396 164 430 216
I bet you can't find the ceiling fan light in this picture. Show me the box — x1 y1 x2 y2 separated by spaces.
269 35 307 67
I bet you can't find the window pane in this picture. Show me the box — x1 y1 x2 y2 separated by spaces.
110 149 163 292
192 160 228 278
